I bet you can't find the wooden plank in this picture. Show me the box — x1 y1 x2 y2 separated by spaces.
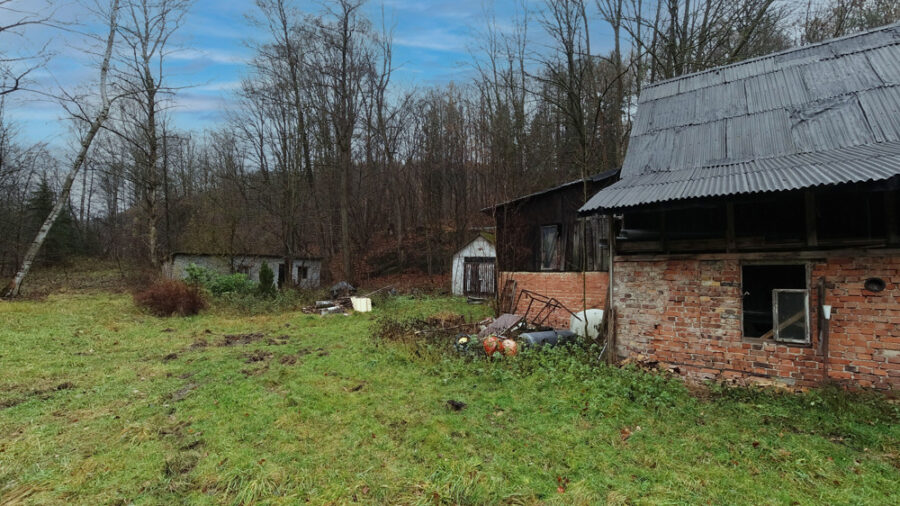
759 310 804 341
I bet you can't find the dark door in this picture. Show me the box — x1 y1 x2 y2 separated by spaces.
463 257 496 296
277 263 285 287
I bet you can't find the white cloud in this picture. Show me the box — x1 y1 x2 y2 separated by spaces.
393 33 467 52
168 47 249 65
192 80 242 92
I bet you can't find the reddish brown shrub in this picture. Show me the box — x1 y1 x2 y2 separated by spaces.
134 280 207 317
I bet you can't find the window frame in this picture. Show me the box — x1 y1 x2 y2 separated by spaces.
772 288 811 345
539 223 562 271
740 261 811 345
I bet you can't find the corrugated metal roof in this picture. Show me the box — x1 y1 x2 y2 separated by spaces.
582 23 900 213
582 142 900 211
485 168 619 211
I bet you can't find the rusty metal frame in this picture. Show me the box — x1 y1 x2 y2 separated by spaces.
514 289 582 328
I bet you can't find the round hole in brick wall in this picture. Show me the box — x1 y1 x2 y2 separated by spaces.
864 277 886 293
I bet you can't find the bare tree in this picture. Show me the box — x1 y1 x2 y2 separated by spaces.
801 0 900 44
111 0 192 267
0 0 55 96
312 0 374 280
5 0 122 297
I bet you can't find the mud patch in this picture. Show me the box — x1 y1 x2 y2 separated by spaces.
279 354 299 365
265 335 291 346
0 382 75 410
222 333 266 346
188 339 208 350
243 350 273 363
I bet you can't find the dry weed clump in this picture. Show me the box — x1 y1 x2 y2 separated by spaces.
134 280 207 317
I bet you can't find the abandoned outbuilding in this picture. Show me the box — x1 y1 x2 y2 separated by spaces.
581 24 900 389
451 233 497 297
486 169 619 327
163 253 322 289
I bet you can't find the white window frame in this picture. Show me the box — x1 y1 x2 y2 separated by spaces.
772 288 810 345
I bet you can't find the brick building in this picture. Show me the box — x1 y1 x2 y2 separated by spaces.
581 24 900 389
486 170 618 327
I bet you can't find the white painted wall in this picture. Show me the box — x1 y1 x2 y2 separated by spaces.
451 236 496 296
164 254 322 289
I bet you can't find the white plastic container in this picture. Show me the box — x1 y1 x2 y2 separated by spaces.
350 297 372 313
570 309 605 339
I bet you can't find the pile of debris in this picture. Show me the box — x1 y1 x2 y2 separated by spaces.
303 298 354 315
454 287 607 357
302 282 392 316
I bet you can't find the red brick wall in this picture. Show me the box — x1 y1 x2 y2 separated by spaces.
500 271 608 328
614 252 900 389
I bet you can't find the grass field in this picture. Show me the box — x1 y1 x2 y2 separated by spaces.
1 292 898 504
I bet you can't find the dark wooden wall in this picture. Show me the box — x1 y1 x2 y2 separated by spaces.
494 182 609 272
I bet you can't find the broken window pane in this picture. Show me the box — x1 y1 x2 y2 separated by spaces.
742 264 806 338
540 225 560 270
773 289 810 344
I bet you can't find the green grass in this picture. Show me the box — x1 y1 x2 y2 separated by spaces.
1 293 898 504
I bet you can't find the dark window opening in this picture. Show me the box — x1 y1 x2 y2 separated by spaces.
817 190 885 242
620 210 661 241
235 265 251 275
297 265 309 280
665 205 726 240
540 224 561 270
735 196 805 242
742 264 807 340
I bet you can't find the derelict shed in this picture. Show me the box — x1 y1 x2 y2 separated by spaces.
451 233 496 297
581 23 900 390
485 170 618 327
164 253 323 289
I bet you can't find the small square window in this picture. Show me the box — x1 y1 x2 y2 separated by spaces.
297 266 309 280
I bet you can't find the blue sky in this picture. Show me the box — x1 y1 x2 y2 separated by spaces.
3 0 614 148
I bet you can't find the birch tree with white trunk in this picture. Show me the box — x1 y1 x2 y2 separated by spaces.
4 0 122 298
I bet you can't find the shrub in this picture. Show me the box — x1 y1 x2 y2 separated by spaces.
208 273 256 295
257 263 276 297
185 263 256 296
134 280 207 317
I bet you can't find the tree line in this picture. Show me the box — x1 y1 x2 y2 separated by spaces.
2 0 898 294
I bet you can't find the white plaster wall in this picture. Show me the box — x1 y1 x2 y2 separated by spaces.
451 236 496 295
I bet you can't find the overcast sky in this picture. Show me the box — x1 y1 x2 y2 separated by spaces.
2 0 614 149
